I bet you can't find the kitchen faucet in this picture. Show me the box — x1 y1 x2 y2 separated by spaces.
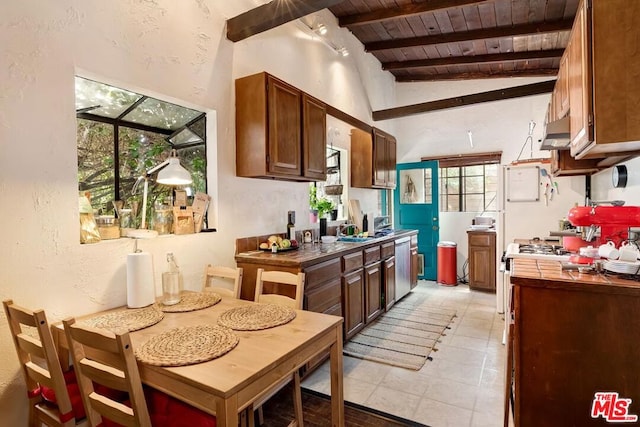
338 223 357 236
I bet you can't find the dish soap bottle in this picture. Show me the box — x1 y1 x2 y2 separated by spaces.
162 253 182 306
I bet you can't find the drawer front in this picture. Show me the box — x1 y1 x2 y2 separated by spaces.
305 277 341 313
343 251 363 273
469 233 492 247
364 246 381 265
324 301 342 317
304 257 341 290
381 242 395 259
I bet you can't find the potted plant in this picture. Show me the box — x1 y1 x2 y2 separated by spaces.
315 198 335 219
309 185 319 223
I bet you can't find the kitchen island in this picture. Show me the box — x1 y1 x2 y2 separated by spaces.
235 230 418 344
508 259 640 426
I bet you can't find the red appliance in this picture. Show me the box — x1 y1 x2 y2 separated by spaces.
567 205 640 247
437 241 457 286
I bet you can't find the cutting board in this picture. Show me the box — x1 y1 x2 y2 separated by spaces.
348 199 363 229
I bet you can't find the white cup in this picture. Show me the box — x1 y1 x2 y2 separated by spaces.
619 242 639 262
598 241 619 260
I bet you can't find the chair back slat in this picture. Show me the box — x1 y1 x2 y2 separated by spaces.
17 333 46 359
78 358 129 392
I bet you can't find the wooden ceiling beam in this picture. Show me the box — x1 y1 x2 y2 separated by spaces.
226 0 344 42
372 80 556 120
394 69 560 81
383 49 565 70
339 0 489 27
365 19 574 52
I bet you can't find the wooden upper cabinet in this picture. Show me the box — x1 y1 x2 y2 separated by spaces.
268 77 302 176
351 127 397 189
550 149 600 176
386 135 397 188
235 72 326 181
568 2 590 157
302 94 327 180
570 0 640 159
555 49 570 120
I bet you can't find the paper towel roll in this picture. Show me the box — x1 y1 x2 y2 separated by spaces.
127 252 156 308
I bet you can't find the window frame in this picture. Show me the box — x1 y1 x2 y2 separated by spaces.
75 76 210 228
422 151 501 213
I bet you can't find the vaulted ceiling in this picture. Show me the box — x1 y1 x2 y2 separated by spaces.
227 0 576 117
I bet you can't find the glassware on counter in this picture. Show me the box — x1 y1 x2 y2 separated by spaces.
162 253 182 305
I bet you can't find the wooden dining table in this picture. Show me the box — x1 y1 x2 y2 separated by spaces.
53 295 345 427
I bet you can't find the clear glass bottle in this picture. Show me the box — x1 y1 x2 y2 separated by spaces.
162 253 182 305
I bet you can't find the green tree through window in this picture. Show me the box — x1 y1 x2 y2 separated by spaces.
76 77 207 227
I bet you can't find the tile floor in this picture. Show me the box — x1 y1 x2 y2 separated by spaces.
302 280 510 427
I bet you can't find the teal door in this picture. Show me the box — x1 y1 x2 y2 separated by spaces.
394 161 439 280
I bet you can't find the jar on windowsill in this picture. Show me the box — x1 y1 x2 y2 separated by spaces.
153 205 173 235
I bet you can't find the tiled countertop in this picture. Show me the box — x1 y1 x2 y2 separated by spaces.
511 258 640 295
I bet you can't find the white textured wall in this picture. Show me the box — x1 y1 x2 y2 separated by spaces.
0 1 392 423
591 156 640 205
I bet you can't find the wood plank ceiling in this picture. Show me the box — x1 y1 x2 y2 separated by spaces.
328 0 579 82
226 0 580 118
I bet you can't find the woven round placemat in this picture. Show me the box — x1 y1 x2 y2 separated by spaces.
217 304 296 331
159 292 221 313
135 325 239 367
80 305 164 333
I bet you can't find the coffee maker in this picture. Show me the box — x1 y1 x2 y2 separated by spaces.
567 201 640 247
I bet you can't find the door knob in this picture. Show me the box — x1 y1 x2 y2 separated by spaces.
433 226 438 231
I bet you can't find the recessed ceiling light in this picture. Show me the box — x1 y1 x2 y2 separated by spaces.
315 24 327 36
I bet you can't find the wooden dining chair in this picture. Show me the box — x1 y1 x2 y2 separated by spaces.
3 299 85 427
62 317 217 427
252 269 306 427
254 269 305 310
202 264 243 299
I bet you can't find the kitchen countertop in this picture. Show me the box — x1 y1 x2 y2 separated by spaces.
511 258 640 295
235 229 418 268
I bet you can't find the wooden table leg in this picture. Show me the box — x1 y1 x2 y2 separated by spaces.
217 396 239 427
504 322 514 427
330 325 344 427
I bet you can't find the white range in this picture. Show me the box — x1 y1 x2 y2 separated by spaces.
501 242 572 344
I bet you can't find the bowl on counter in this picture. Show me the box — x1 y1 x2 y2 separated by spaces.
321 235 337 244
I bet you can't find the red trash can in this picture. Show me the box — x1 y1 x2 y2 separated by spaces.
437 241 458 286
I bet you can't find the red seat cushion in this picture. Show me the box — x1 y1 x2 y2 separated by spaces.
40 367 129 423
40 368 86 421
97 387 216 427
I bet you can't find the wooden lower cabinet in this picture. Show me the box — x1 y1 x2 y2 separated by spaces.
467 231 496 292
511 279 640 426
364 261 382 324
384 256 396 311
342 269 365 340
